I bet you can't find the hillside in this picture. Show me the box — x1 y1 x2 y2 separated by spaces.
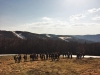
0 30 100 55
0 30 18 38
0 30 95 43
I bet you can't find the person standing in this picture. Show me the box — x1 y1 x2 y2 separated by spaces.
23 54 27 62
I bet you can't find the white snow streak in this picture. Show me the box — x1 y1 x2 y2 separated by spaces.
59 37 72 40
59 37 72 42
12 31 26 39
46 34 51 37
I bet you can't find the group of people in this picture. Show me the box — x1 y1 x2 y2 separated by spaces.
30 53 38 61
62 52 73 59
76 52 85 59
13 52 85 63
39 52 60 61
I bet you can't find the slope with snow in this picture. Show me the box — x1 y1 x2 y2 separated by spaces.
46 34 51 38
12 31 26 39
0 30 95 43
59 37 72 40
58 36 72 42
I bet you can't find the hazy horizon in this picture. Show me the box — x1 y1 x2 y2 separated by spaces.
1 29 100 36
0 0 100 35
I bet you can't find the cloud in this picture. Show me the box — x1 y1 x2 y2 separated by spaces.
15 22 100 31
72 23 100 27
42 17 51 21
7 15 100 35
92 16 100 20
8 20 100 35
88 8 100 13
14 19 70 30
70 14 85 21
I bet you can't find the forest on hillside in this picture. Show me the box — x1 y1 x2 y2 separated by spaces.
0 38 100 55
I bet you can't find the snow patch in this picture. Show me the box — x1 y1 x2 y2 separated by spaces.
46 34 51 37
59 37 72 40
59 37 72 42
12 31 26 39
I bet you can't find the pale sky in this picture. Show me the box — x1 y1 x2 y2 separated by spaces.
0 0 100 35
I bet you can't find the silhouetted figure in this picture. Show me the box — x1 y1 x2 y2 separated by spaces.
65 52 67 58
82 52 85 58
30 54 33 61
18 54 21 63
62 52 64 59
70 52 72 59
42 53 45 60
14 55 17 63
40 53 42 60
76 52 80 59
55 52 60 61
36 54 38 60
67 52 70 59
54 52 57 61
49 53 52 59
79 53 82 59
23 54 27 62
46 53 49 60
51 53 54 61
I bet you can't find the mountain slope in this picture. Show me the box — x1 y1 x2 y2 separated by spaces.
12 31 26 39
0 30 99 43
0 30 17 38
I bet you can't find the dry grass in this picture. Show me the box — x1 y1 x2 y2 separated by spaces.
0 55 100 75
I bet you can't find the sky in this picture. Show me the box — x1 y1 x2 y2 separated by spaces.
0 0 100 35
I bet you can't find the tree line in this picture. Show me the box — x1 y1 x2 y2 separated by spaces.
0 38 100 55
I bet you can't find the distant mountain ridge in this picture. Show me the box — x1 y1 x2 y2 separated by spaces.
0 30 99 43
74 35 100 42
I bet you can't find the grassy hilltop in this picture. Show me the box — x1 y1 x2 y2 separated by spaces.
0 55 100 75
